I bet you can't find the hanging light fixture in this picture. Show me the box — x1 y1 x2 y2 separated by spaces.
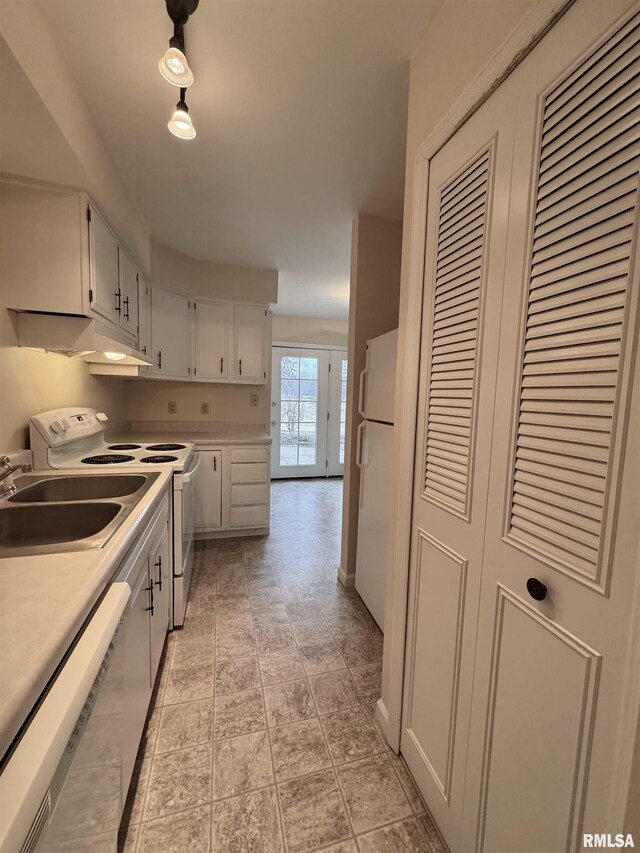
159 0 199 138
168 88 196 139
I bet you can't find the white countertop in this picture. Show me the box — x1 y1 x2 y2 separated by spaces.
112 420 272 446
0 469 173 761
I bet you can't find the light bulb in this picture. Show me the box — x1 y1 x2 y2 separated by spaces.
168 104 196 140
158 46 194 87
104 351 127 361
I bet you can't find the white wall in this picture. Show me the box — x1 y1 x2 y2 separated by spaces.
380 0 539 714
272 314 348 347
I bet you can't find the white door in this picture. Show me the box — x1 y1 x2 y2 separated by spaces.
88 204 120 325
195 300 232 381
150 287 192 380
401 72 519 849
328 350 348 476
117 247 139 338
196 450 223 530
234 304 267 382
461 4 640 850
354 420 393 629
271 347 330 478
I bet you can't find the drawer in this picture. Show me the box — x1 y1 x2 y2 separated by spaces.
231 483 269 506
230 504 269 528
230 447 269 463
230 462 269 484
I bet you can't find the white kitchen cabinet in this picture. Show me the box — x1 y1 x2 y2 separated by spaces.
196 451 223 530
194 300 232 381
118 246 139 337
149 518 170 681
150 287 192 380
234 304 268 382
137 274 151 374
88 204 121 326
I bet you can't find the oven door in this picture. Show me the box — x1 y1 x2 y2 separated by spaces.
173 452 201 626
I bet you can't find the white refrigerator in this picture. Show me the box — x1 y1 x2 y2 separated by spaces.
355 328 398 630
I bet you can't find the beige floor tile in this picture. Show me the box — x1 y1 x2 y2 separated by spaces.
356 817 432 853
326 611 367 638
320 706 384 764
269 718 331 781
337 755 412 834
258 649 306 686
264 679 316 727
214 688 266 739
251 601 290 628
285 599 323 622
335 634 382 667
214 655 261 695
170 635 215 670
188 594 218 617
155 699 213 754
291 618 333 647
278 769 351 853
215 629 256 660
181 614 217 637
212 731 274 798
308 669 361 715
143 744 212 820
137 805 211 853
350 661 383 704
255 624 296 655
418 812 448 852
319 842 358 853
215 609 254 635
299 640 346 676
390 754 426 814
211 787 283 852
163 664 214 706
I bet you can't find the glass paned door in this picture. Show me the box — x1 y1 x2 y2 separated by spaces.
271 347 329 478
328 351 348 476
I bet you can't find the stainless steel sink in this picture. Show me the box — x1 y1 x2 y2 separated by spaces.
0 503 122 550
0 471 160 557
8 474 146 503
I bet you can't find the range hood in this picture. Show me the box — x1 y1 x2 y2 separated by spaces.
16 313 152 375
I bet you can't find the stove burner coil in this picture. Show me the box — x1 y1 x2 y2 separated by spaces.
146 444 186 451
108 444 142 450
140 455 179 463
81 454 135 464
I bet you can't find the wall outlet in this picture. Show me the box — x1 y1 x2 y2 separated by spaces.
168 401 177 415
201 402 210 415
250 393 259 407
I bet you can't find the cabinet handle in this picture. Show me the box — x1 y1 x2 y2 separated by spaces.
526 578 547 601
145 582 154 615
239 358 242 376
220 357 224 374
141 345 147 355
115 289 122 314
154 556 163 590
157 350 162 370
213 457 217 472
123 296 130 321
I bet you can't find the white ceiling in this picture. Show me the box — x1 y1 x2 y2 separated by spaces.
33 0 441 319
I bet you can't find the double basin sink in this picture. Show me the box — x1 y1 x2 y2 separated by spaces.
0 473 159 557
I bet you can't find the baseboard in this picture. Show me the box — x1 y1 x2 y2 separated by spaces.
338 565 356 587
376 697 399 753
195 528 269 540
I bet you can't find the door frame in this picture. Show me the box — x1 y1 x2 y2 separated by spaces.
378 0 640 771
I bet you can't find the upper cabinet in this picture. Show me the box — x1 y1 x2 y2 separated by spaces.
150 287 192 380
194 300 270 385
1 177 144 351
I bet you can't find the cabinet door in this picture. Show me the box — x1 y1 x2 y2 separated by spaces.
150 287 192 379
234 304 267 382
88 204 120 325
118 247 139 338
122 564 152 800
195 450 223 530
149 522 170 681
195 300 231 381
138 274 151 373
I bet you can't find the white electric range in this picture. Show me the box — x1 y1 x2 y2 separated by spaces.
29 408 201 626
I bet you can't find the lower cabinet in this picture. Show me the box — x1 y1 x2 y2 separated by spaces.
196 445 271 536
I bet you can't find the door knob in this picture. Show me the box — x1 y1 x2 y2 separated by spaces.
526 578 547 601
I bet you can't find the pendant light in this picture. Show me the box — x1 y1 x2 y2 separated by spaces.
158 45 194 88
168 89 196 139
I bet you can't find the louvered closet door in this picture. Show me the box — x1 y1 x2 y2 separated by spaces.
400 74 519 850
461 2 640 851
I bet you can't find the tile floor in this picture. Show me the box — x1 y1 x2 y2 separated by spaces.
119 479 446 852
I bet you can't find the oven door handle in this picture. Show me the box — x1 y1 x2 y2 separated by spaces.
0 583 130 853
181 453 201 484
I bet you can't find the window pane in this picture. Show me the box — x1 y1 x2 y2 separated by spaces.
340 401 346 423
339 442 345 464
281 378 299 400
300 357 318 379
341 359 348 381
281 401 299 432
298 422 317 465
299 401 317 423
299 379 318 401
281 356 299 379
341 380 347 403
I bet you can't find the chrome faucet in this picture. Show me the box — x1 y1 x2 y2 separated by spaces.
0 456 33 497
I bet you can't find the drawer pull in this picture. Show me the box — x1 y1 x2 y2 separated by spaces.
526 578 547 602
